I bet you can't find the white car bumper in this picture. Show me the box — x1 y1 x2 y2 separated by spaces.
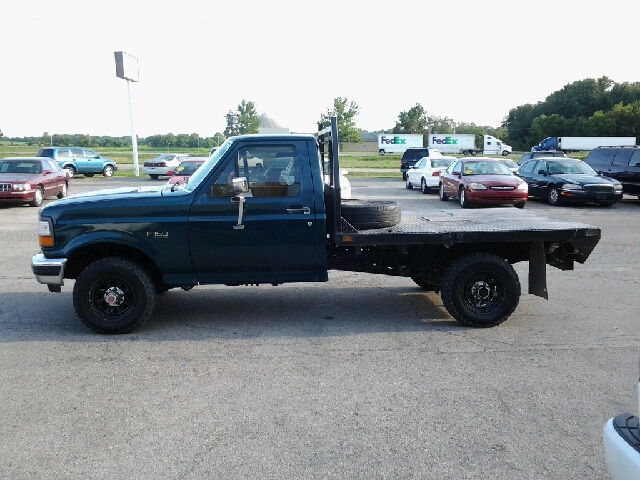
603 414 640 480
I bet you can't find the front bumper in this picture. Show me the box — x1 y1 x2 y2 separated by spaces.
0 190 36 203
559 190 623 203
603 414 640 480
31 253 66 286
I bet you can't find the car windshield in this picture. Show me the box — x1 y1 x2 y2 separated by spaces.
179 141 233 192
0 160 41 174
176 161 204 176
462 161 512 176
547 160 597 175
431 158 454 168
500 159 518 169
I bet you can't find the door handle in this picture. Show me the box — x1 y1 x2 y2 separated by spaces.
287 207 311 214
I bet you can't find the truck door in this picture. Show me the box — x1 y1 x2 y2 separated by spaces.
188 140 323 284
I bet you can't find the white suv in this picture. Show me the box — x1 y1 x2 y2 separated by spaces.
142 154 189 179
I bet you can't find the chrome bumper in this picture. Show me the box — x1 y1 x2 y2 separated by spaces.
31 253 66 286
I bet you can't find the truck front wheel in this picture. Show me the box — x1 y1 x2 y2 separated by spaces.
73 257 156 334
440 253 520 328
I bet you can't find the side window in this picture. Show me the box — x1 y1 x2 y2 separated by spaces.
451 161 462 173
57 149 71 158
210 144 301 198
415 159 424 169
84 149 99 158
629 151 640 167
612 149 634 166
520 160 534 175
71 148 84 157
586 149 613 166
45 159 61 172
533 161 546 173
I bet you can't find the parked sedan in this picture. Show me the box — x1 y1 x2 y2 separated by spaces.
142 154 189 179
439 157 528 208
0 157 68 207
518 157 623 206
406 156 456 193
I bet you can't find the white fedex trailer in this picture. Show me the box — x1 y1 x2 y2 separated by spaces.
378 134 423 155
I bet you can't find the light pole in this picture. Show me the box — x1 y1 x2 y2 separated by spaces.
114 52 140 176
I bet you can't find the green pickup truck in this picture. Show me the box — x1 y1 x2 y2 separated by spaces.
32 118 602 334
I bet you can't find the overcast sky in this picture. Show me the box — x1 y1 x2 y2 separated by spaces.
2 0 638 138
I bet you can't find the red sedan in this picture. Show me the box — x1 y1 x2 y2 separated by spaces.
439 157 528 208
166 157 207 185
0 157 68 207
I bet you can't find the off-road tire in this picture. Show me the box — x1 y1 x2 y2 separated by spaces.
441 253 520 328
73 257 156 334
341 200 401 230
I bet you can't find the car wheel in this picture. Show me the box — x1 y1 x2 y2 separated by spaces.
57 182 68 199
64 167 75 179
30 186 44 207
440 252 521 328
150 174 160 180
405 177 413 189
439 183 449 201
547 186 561 206
73 257 156 334
85 173 94 177
514 202 526 209
459 187 470 208
103 166 114 177
402 172 407 181
502 150 509 156
421 178 429 194
379 149 385 155
470 150 477 156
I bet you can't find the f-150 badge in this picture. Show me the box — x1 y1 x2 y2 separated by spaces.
146 232 168 238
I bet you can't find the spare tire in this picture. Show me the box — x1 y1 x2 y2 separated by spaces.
341 200 401 230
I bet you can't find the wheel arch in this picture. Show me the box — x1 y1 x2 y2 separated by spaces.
64 242 165 290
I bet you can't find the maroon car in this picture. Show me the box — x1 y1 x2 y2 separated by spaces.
0 157 68 207
439 157 528 208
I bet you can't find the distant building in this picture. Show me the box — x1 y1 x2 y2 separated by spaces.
258 113 289 134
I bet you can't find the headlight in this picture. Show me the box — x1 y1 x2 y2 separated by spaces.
614 184 623 191
13 183 31 191
468 183 487 190
517 182 528 191
38 218 54 247
561 183 583 191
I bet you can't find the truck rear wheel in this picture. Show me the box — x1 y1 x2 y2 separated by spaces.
73 257 156 334
341 200 401 230
440 253 520 328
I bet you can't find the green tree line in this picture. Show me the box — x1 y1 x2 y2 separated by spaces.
504 77 640 150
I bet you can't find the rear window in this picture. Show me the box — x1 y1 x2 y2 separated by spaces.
36 148 54 157
612 149 634 166
585 149 614 166
402 148 429 160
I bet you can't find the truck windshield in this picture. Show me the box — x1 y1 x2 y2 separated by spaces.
179 140 233 192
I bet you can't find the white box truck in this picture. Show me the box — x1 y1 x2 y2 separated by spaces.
533 136 636 152
378 134 423 155
428 134 512 156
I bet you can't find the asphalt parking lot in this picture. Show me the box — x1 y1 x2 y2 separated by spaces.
1 175 639 479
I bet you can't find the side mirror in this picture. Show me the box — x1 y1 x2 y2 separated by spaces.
232 176 249 194
43 170 52 175
452 171 460 176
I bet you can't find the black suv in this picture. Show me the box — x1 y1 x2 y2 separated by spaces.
585 146 640 197
517 150 565 166
400 148 437 180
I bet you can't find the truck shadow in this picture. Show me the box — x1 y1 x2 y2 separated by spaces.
0 285 459 342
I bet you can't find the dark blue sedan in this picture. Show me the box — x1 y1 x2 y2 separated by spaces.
518 157 623 206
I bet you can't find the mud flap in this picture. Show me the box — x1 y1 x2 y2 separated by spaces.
529 241 548 300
